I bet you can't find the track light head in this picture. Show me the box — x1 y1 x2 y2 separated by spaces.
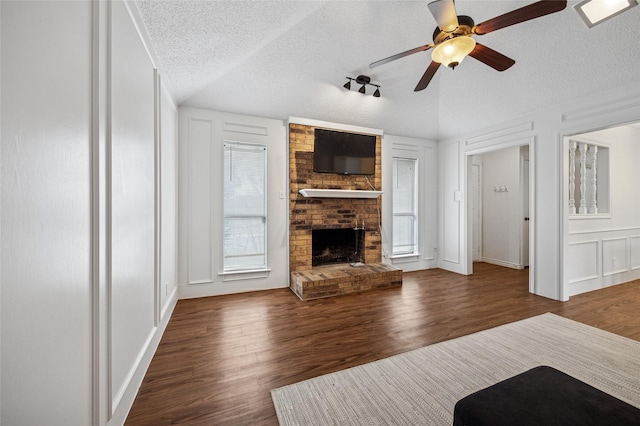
359 85 366 94
373 87 380 97
343 80 351 90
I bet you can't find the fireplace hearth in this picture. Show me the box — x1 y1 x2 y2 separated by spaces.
312 228 364 267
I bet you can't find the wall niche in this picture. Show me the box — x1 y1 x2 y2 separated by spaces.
569 139 610 217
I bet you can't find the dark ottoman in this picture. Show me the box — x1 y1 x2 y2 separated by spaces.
453 366 640 425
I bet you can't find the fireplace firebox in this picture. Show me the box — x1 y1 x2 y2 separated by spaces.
312 228 364 267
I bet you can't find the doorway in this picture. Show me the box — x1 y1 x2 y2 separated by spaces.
467 143 533 292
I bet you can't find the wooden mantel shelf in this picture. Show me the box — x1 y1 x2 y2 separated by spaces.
298 189 383 199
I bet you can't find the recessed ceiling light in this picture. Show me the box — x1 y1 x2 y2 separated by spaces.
575 0 638 28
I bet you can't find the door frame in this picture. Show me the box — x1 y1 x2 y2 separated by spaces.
465 137 535 294
470 162 482 262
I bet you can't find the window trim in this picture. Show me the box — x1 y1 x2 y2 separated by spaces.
392 156 419 256
223 140 268 272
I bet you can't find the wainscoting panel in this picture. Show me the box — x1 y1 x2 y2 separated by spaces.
602 237 629 276
630 235 640 270
567 227 640 297
567 240 599 284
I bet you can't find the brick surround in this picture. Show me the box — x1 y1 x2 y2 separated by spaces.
289 123 382 271
288 123 401 300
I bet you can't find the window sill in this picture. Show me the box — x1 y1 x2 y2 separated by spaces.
390 253 421 260
219 268 271 281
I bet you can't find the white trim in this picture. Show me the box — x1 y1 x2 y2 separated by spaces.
288 116 383 136
602 237 629 276
481 257 524 270
465 121 533 147
92 1 111 423
569 213 613 220
154 69 161 328
561 92 640 124
223 121 268 136
463 136 536 293
569 226 640 235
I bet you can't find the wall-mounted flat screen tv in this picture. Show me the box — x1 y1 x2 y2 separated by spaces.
313 129 376 175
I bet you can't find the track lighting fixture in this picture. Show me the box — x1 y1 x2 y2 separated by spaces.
343 75 381 97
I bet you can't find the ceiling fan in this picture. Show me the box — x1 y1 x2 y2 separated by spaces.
369 0 567 91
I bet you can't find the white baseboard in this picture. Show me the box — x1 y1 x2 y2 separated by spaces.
481 257 524 270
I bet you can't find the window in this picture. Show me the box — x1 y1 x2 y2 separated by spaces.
223 142 267 271
392 157 418 255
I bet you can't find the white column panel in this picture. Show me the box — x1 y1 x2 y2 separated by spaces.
1 1 93 424
187 118 215 284
109 0 156 412
160 81 178 315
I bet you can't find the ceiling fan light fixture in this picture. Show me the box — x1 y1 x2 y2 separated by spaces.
575 0 638 28
431 36 476 68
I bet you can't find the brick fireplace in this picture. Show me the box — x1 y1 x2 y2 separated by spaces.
288 123 402 300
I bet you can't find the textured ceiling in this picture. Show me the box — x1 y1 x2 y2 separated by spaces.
135 0 640 140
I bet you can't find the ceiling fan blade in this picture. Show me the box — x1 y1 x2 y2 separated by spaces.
414 61 440 92
428 0 459 33
474 0 567 35
369 44 433 69
468 43 515 71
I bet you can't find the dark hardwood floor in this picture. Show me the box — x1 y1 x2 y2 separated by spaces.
125 263 640 425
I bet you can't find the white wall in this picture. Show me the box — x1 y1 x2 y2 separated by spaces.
565 124 640 296
382 134 438 272
178 107 288 298
1 1 178 424
1 2 93 424
438 82 640 301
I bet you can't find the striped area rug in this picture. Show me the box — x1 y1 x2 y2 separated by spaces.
271 313 640 425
